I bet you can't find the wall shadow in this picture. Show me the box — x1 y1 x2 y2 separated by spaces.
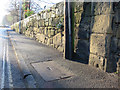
72 2 94 64
105 2 120 72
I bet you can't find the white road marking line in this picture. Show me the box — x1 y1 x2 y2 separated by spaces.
1 43 5 89
7 41 13 88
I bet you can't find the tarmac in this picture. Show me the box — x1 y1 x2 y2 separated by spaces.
8 30 119 88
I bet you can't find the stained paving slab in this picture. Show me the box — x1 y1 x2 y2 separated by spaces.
31 61 74 82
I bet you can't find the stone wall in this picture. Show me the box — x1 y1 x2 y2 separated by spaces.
11 2 120 73
11 2 64 53
74 2 120 72
89 2 120 72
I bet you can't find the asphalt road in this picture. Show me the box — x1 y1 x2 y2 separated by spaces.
0 28 26 89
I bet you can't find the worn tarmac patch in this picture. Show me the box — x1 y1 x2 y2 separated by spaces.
31 61 74 81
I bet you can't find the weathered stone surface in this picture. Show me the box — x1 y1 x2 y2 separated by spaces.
84 3 92 16
53 33 62 49
75 30 90 39
110 37 118 53
105 53 118 72
49 18 53 26
117 58 120 73
116 26 120 38
92 15 113 34
38 19 45 27
36 33 46 43
44 28 48 35
39 27 42 33
45 22 49 26
33 27 38 32
118 39 120 50
57 45 64 52
74 39 90 60
74 12 82 24
47 38 53 45
115 9 120 23
51 29 55 36
51 18 60 27
47 30 51 37
89 54 105 70
74 2 83 12
93 2 113 15
74 16 91 40
79 16 91 31
47 12 51 18
75 28 90 39
90 34 111 56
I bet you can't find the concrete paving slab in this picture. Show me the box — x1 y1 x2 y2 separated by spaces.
31 61 74 82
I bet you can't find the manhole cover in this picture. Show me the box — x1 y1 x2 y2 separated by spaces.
31 61 74 81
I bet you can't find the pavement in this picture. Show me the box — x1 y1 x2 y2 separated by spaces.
8 29 119 88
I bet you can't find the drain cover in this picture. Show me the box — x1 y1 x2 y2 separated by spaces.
31 61 74 81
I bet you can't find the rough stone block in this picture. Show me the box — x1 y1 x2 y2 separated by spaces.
48 30 51 37
55 29 58 34
39 27 44 34
74 2 83 12
117 58 120 73
93 2 113 15
49 18 53 26
51 29 55 36
36 34 46 43
47 12 51 18
58 9 64 17
92 15 113 34
47 38 53 45
33 27 38 32
51 18 59 27
38 20 45 27
44 28 48 35
74 12 82 24
45 22 49 26
89 54 105 70
90 34 112 57
57 45 64 52
53 33 62 48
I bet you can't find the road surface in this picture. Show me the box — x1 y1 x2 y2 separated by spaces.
0 28 26 89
